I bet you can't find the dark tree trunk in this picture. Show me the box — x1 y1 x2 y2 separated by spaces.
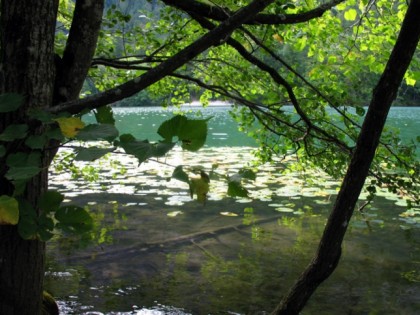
0 1 58 314
272 1 420 314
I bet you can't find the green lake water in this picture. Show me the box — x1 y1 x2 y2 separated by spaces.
46 106 419 314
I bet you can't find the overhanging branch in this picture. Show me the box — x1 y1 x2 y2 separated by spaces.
162 0 346 25
48 0 275 115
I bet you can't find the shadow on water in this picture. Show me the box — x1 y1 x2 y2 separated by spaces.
46 145 420 315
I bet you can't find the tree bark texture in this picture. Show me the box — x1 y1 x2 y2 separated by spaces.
0 1 58 314
272 1 420 314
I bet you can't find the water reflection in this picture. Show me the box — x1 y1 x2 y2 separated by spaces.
47 146 420 314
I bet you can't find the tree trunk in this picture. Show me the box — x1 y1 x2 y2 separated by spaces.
272 1 420 314
0 1 58 314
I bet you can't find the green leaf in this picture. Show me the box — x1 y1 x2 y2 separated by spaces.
178 119 208 151
171 165 190 184
227 180 249 198
119 139 154 164
18 199 38 239
0 124 28 141
38 190 64 213
153 141 176 157
344 8 357 21
37 214 55 241
76 124 119 142
157 115 209 151
355 106 366 116
25 134 48 149
0 93 25 113
55 205 93 234
75 147 114 161
94 106 115 124
238 168 256 181
0 145 5 158
6 152 42 182
6 166 42 181
27 109 55 123
158 115 186 141
0 195 19 225
46 127 65 141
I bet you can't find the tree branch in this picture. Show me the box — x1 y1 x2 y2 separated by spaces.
273 1 420 313
161 0 346 25
48 0 275 115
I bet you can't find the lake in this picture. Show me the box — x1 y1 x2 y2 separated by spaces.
46 106 420 314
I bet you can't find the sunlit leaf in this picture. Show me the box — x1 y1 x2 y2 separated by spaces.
344 8 357 21
405 77 416 86
0 195 19 225
0 93 25 113
55 205 93 234
0 124 28 141
55 117 85 138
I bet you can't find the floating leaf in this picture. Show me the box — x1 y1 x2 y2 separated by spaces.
75 147 114 161
55 117 85 138
0 124 28 141
55 205 93 234
167 211 183 217
76 123 119 142
0 93 25 113
220 212 238 217
0 195 19 225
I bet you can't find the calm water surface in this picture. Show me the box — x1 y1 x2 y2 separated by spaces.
46 106 419 314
